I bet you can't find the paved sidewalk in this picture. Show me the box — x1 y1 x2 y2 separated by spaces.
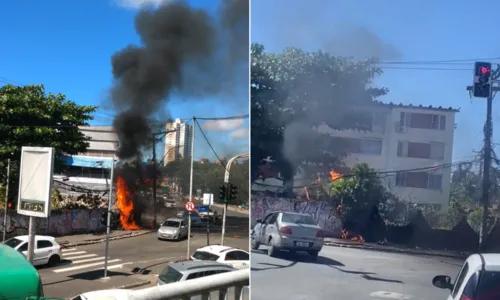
211 204 249 215
324 237 469 259
42 269 154 298
56 229 156 247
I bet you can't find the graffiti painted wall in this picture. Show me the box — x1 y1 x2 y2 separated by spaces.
0 209 106 237
251 194 343 237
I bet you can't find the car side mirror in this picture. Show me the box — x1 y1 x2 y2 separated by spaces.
256 220 262 224
432 275 453 290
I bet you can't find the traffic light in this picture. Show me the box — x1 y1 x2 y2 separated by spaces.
473 62 492 98
219 184 227 203
228 183 237 202
100 211 107 226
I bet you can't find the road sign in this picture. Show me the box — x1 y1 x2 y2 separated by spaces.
185 201 196 212
198 205 209 213
203 193 214 205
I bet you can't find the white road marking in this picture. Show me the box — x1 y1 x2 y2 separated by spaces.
71 257 109 264
61 251 86 256
63 254 97 260
53 259 121 273
61 248 77 252
93 264 125 271
370 291 413 300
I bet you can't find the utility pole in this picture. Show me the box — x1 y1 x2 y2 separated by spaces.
2 159 10 242
187 116 196 259
152 133 158 229
103 157 115 279
467 62 499 252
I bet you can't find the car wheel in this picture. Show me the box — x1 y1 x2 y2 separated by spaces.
251 236 260 250
47 255 61 267
268 238 278 257
308 250 319 261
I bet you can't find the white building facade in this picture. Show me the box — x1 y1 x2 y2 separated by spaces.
319 103 458 211
164 118 194 166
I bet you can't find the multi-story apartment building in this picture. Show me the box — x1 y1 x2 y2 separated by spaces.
55 126 118 195
164 118 193 166
319 103 458 211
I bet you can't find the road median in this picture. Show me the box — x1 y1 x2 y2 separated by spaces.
324 239 469 259
56 229 156 247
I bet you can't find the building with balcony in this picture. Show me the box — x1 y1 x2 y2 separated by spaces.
318 102 459 211
164 118 193 166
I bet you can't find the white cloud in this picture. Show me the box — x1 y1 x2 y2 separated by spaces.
230 127 249 140
113 0 165 9
203 119 243 131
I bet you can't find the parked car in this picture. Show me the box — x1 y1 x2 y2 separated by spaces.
432 253 500 300
251 211 324 260
70 289 131 300
4 235 63 267
191 245 249 269
157 260 236 285
157 218 188 241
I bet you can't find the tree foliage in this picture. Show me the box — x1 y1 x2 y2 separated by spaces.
251 43 388 186
160 158 249 205
0 84 97 201
329 163 400 222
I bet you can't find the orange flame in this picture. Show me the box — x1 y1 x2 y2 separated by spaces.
116 176 140 230
330 170 341 181
341 229 365 243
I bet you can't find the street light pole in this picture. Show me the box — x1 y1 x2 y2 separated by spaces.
104 157 115 279
187 117 196 259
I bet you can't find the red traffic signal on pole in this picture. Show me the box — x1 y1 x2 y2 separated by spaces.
473 62 492 98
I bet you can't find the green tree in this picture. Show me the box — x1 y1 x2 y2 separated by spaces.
251 43 388 190
329 163 398 222
0 84 97 202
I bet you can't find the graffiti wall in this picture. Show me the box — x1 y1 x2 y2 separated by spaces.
0 209 107 237
251 194 343 237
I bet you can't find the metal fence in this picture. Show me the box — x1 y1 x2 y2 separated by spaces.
128 269 249 300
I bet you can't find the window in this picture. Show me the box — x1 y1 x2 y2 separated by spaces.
186 270 220 280
4 238 23 249
341 138 383 155
267 213 278 224
395 172 442 190
37 240 53 249
192 251 220 261
281 213 317 225
159 266 184 284
372 111 387 130
476 271 500 300
18 243 28 252
400 112 446 131
397 142 445 160
452 263 469 298
162 221 180 227
225 251 249 261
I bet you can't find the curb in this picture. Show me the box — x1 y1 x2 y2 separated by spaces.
118 280 152 290
60 230 157 247
324 242 468 259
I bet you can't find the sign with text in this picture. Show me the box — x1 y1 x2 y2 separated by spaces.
17 147 55 218
203 193 214 205
198 205 209 213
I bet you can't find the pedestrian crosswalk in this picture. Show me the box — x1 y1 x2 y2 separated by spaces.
52 247 127 274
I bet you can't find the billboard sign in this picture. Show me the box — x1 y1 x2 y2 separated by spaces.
17 147 55 218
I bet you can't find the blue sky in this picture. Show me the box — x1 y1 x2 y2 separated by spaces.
252 0 500 163
0 0 249 161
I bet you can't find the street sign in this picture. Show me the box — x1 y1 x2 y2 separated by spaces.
17 147 55 218
185 201 196 212
203 193 214 205
198 205 209 213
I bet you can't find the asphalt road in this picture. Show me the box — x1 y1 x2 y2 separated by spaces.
251 245 463 300
39 232 249 298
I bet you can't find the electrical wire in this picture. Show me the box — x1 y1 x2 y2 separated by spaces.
195 118 227 169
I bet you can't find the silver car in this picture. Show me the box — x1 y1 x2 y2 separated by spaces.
251 211 324 260
157 218 188 241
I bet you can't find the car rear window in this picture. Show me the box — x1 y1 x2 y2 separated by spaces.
4 238 23 248
475 271 500 300
162 221 180 227
159 266 184 284
192 251 220 261
281 213 317 225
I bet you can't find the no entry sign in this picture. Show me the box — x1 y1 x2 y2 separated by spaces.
185 201 196 212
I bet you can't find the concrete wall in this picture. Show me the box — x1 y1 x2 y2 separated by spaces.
0 209 107 238
251 194 343 237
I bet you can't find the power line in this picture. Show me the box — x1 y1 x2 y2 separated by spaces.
195 119 227 169
378 57 500 65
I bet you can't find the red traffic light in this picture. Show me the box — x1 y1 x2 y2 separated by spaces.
481 66 490 75
7 202 12 209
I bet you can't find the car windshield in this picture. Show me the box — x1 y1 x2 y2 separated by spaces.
281 213 317 225
3 238 23 248
192 251 220 261
476 271 500 299
159 266 184 284
162 221 180 227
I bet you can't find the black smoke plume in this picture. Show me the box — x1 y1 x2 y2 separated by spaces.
110 0 249 159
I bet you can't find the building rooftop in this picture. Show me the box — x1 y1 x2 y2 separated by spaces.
375 101 460 112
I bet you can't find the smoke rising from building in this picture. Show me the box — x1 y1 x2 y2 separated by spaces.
110 0 249 159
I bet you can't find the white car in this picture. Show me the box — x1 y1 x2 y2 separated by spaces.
432 253 500 300
3 235 63 267
70 289 131 300
191 245 249 270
